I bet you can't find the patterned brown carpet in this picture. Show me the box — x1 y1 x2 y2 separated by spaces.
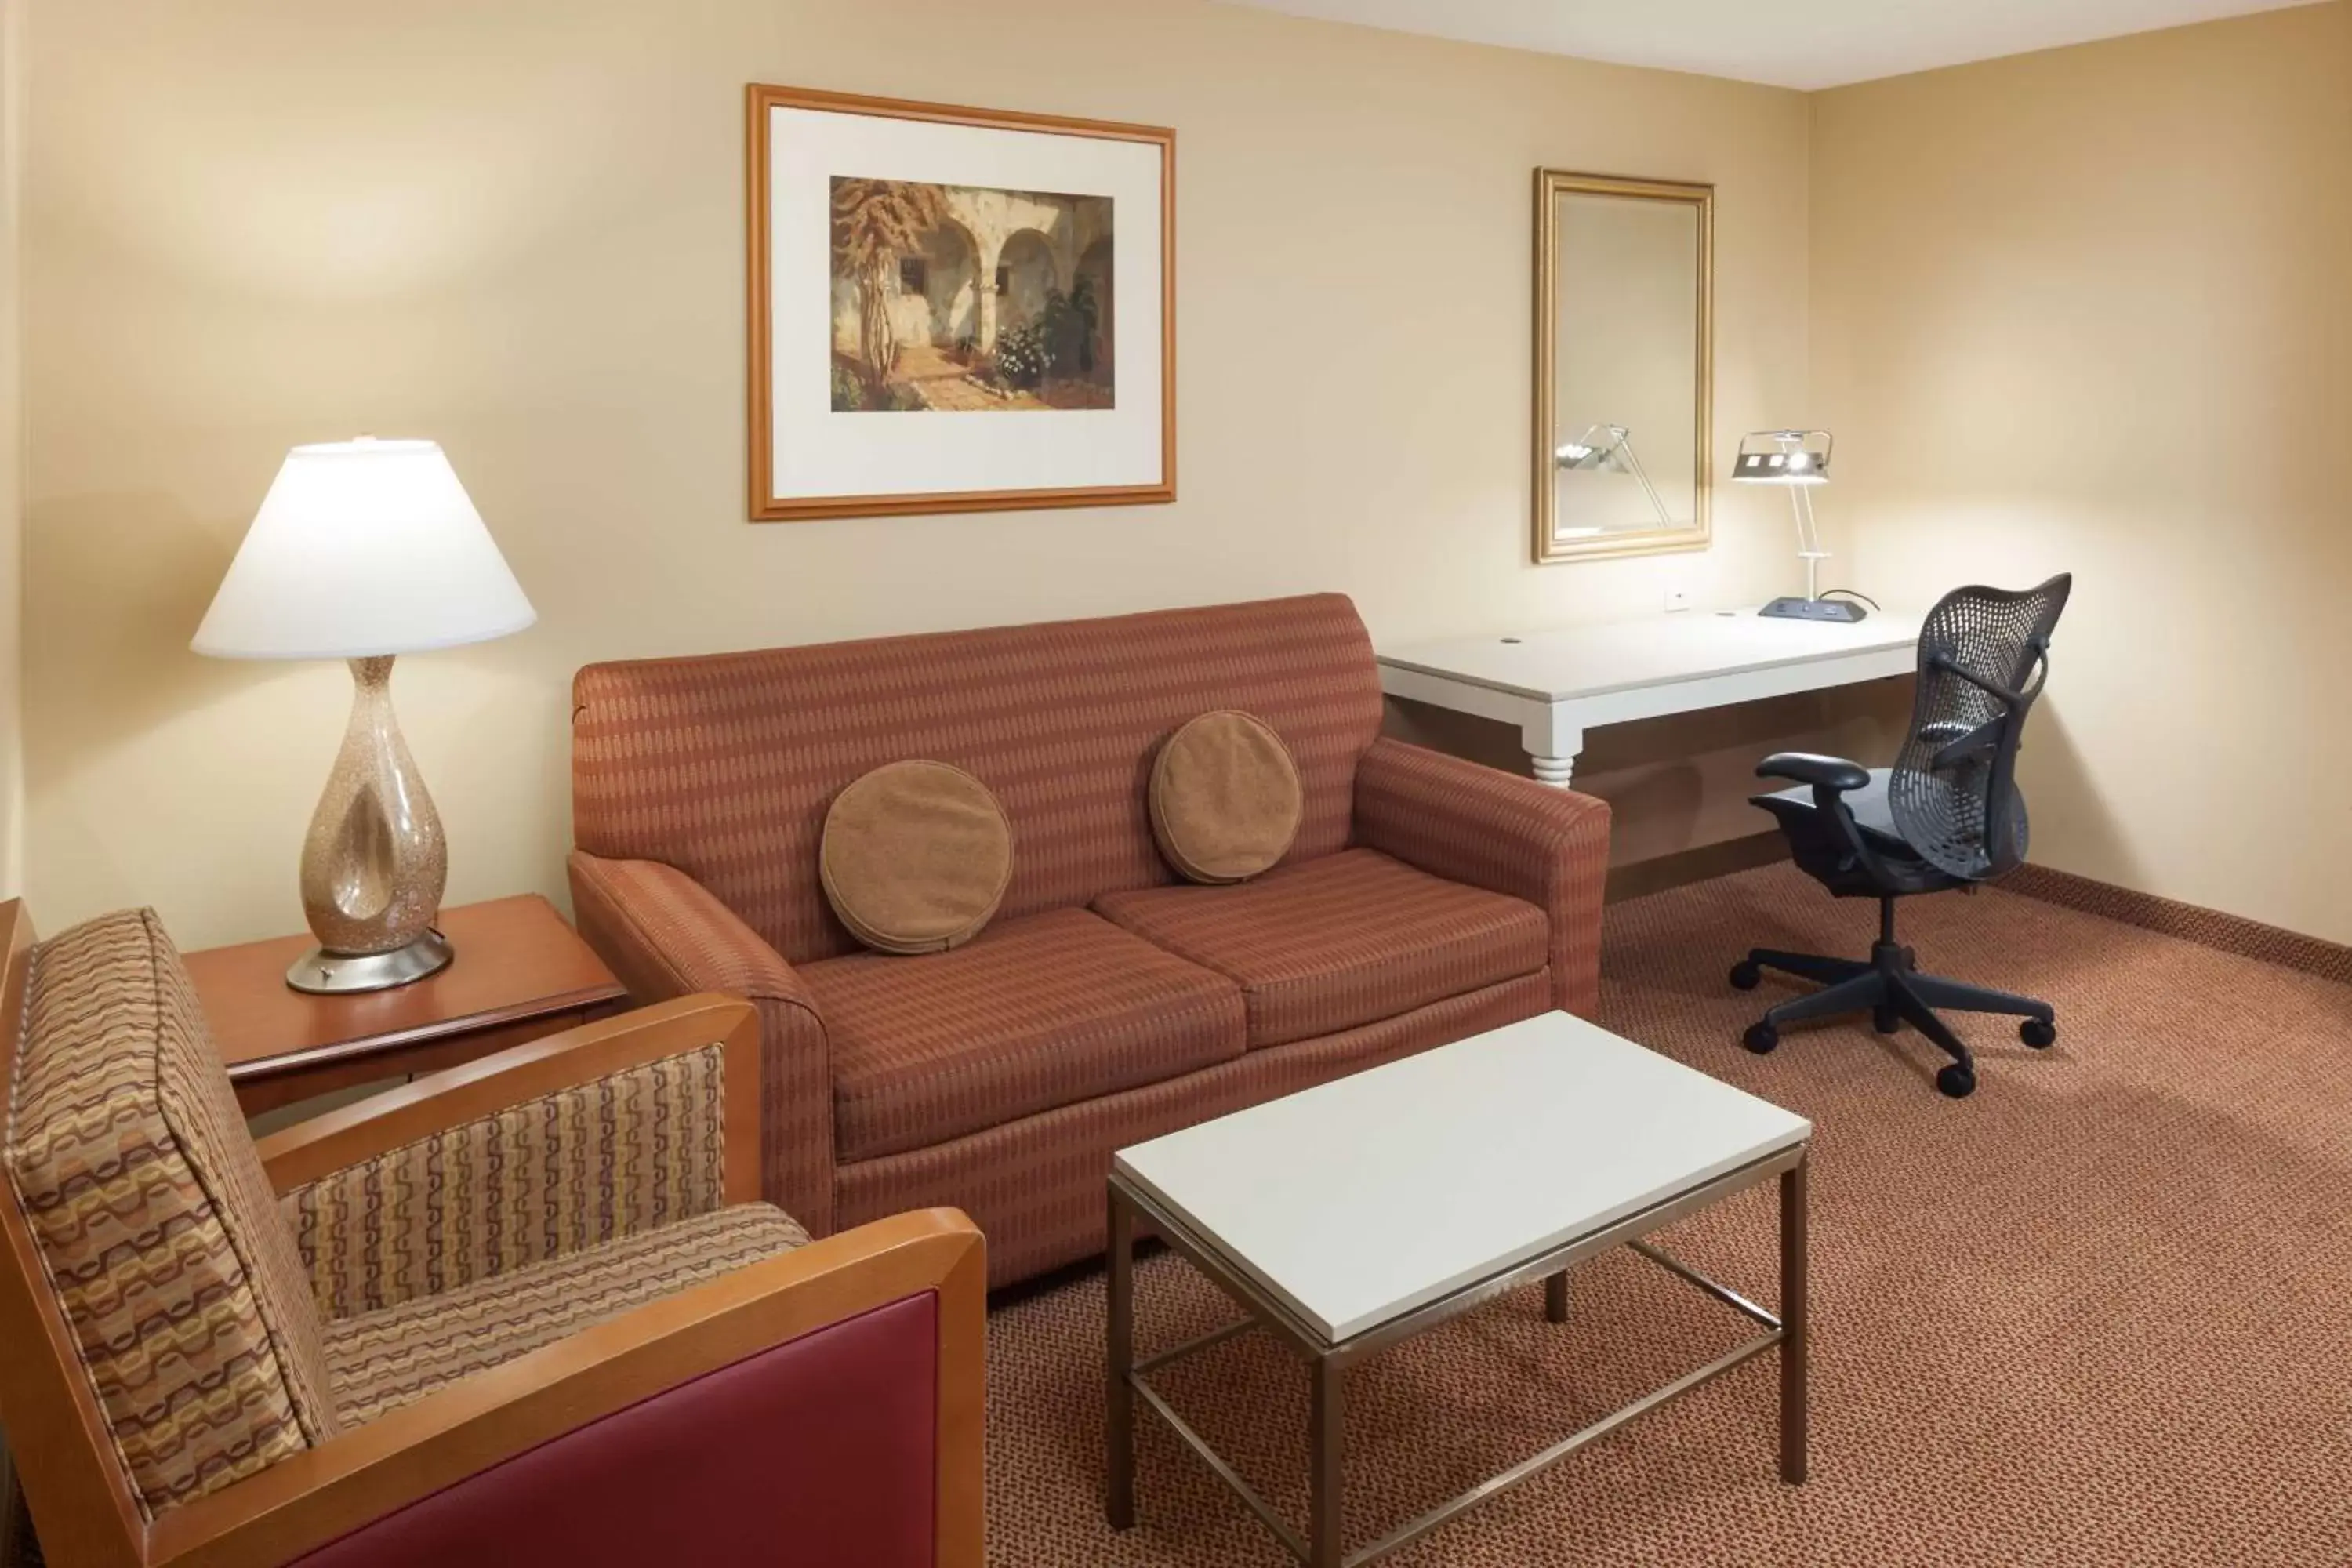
984 862 2352 1566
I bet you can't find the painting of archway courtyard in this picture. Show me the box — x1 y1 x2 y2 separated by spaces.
830 176 1114 412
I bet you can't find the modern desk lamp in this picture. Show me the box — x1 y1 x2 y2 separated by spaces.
1555 423 1675 535
1733 429 1864 622
193 437 536 993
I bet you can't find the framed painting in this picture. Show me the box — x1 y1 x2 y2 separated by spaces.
746 84 1176 521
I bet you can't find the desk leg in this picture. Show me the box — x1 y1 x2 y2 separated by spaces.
1523 715 1584 790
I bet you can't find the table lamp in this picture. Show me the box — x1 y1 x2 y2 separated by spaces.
1732 430 1863 622
193 437 536 993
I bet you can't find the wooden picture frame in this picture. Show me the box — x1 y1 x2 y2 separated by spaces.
746 84 1177 521
1533 169 1715 563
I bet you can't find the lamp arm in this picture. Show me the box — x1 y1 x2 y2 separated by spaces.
1789 485 1828 601
1617 436 1675 531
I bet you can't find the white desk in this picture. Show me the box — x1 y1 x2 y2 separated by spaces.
1377 608 1922 787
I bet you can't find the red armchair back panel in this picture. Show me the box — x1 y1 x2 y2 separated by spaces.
572 593 1385 964
296 1291 942 1568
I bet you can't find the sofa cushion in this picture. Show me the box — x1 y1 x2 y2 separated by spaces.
322 1204 808 1425
809 908 1247 1162
1093 848 1549 1048
1150 710 1303 884
820 760 1013 954
3 909 341 1519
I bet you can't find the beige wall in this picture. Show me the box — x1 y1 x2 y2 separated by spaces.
25 0 1818 948
1811 2 2352 941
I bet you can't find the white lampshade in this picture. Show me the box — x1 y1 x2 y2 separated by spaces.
193 437 535 660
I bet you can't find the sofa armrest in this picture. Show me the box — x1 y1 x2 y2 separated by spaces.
1354 738 1613 1015
144 1209 985 1568
257 996 765 1319
569 851 836 1236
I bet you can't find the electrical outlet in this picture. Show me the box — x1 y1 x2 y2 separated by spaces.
1664 587 1692 614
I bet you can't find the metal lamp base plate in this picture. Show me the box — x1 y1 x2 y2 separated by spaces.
1759 595 1868 624
285 930 453 994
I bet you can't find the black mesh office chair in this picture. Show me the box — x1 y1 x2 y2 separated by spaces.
1730 574 2072 1098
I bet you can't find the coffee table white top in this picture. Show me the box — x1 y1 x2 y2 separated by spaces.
1113 1013 1810 1343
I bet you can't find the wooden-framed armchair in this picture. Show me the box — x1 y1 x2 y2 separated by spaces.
0 901 983 1568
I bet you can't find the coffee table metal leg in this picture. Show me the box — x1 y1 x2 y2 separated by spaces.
1115 1146 1805 1564
1310 1353 1345 1568
1108 1186 1138 1529
1779 1156 1809 1485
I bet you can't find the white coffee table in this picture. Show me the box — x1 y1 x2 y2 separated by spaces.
1105 1011 1813 1568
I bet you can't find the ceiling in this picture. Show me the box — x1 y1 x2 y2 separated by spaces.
1217 0 2322 89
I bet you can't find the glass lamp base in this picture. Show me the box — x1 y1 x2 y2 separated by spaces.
285 929 453 994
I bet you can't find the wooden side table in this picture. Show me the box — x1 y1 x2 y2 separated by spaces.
187 894 629 1116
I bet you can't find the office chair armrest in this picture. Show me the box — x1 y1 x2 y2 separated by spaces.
1756 751 1907 886
1755 752 1871 793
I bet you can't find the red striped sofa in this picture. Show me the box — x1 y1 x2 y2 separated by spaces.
569 593 1611 1287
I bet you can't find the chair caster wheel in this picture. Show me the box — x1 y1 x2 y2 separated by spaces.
1742 1022 1779 1054
2020 1018 2056 1049
1873 1006 1899 1034
1729 960 1761 991
1936 1063 1976 1098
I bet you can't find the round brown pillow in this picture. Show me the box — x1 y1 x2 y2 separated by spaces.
1149 711 1303 884
820 761 1013 955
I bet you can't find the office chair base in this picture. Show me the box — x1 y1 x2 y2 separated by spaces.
1730 917 2055 1098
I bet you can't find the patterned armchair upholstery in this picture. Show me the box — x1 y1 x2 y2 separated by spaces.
0 903 984 1568
571 593 1612 1287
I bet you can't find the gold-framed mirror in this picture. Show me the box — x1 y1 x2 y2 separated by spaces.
1533 170 1714 563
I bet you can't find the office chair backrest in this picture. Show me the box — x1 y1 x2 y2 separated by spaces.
1889 574 2072 881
